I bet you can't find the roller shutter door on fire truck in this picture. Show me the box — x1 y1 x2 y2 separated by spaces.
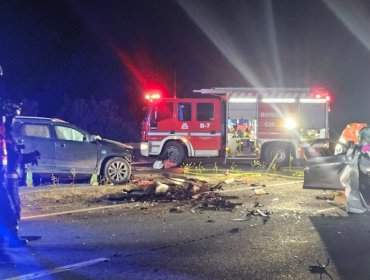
258 102 299 139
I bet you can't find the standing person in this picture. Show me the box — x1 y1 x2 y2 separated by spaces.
4 114 29 248
0 106 18 263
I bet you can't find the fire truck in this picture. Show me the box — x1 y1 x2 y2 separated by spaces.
140 87 331 166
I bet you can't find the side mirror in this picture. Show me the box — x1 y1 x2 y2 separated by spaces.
89 135 102 142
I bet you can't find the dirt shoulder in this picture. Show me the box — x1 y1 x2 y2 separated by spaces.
19 171 344 219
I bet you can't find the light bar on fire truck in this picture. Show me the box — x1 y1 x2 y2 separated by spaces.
194 87 331 103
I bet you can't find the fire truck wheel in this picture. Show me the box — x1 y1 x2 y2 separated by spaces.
262 143 290 167
104 157 131 185
162 141 186 166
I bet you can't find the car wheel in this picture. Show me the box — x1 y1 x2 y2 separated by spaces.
104 157 131 184
162 141 186 166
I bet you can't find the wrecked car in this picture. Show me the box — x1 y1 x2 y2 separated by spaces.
303 125 370 213
12 116 133 185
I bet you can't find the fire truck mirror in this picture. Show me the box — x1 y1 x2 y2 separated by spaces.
150 119 157 129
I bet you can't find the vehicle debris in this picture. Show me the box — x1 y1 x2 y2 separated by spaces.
231 199 272 224
246 208 271 218
309 258 332 279
254 189 268 195
223 178 235 184
155 182 170 194
315 194 335 200
104 177 242 212
229 228 240 234
169 207 183 213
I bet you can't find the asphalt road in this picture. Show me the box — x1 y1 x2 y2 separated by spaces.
3 171 370 280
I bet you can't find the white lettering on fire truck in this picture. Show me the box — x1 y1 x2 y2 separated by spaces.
260 112 279 118
264 122 275 127
181 123 189 130
200 123 210 128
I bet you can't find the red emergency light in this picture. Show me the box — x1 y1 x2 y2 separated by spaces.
310 87 332 103
145 90 161 102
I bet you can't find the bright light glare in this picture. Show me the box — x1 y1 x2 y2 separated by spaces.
229 97 257 103
145 91 161 101
262 98 296 103
285 117 297 129
324 1 370 53
177 1 271 87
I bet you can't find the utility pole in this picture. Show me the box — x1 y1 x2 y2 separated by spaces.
174 69 177 99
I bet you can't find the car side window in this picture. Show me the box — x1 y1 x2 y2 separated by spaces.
55 126 85 142
21 124 51 138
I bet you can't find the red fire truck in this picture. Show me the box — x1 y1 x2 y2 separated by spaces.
140 87 331 166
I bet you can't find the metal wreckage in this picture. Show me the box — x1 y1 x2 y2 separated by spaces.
0 97 40 262
304 122 370 213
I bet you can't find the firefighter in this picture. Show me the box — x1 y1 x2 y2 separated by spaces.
0 99 40 262
243 128 252 151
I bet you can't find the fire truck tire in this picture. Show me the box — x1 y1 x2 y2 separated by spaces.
262 143 291 167
162 141 186 166
103 157 131 185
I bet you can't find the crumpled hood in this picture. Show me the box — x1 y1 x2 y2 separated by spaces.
95 138 133 157
100 138 133 149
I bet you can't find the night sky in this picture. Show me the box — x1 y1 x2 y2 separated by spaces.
1 0 370 137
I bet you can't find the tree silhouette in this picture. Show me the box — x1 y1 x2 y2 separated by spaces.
57 96 139 142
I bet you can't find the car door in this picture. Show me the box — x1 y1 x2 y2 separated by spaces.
303 153 348 190
53 124 98 173
12 122 55 173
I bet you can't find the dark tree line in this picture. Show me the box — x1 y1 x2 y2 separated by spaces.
21 96 142 143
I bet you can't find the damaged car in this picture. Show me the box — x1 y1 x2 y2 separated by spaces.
303 124 370 213
12 116 133 185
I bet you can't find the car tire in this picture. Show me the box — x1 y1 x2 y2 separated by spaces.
162 141 186 166
104 157 131 185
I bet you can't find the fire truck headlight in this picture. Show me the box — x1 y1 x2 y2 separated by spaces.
284 117 297 130
140 142 149 151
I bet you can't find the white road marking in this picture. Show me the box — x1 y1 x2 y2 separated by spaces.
22 204 127 220
215 181 302 193
314 207 338 214
5 258 109 280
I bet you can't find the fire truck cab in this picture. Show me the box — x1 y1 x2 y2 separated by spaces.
140 87 331 166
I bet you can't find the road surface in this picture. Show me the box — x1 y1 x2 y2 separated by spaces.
2 172 370 280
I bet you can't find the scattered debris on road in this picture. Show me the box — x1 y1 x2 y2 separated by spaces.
104 175 244 212
254 189 268 195
315 194 335 200
309 258 332 279
231 198 272 224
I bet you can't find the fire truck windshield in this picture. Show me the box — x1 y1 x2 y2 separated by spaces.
144 102 174 129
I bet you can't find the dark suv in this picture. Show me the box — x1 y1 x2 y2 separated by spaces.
13 116 133 185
